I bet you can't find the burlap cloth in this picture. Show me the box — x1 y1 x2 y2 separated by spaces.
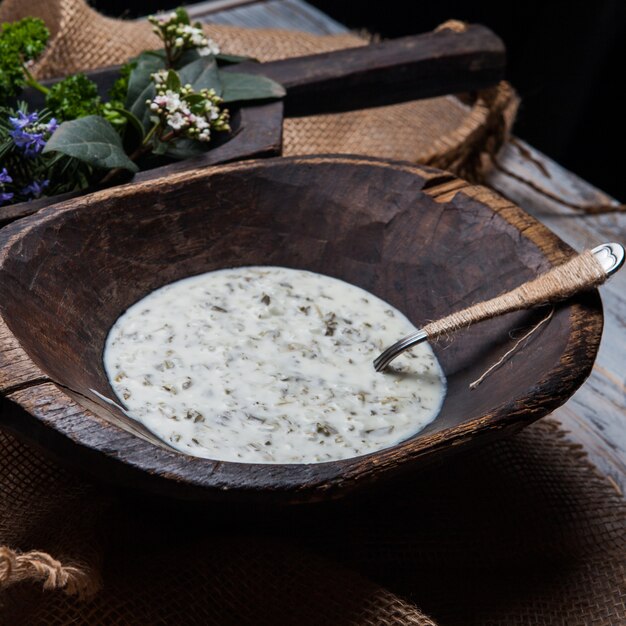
0 1 624 624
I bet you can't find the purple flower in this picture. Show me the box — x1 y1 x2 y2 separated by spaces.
21 179 49 199
8 110 40 130
9 112 58 158
0 192 14 205
0 168 12 184
0 168 13 205
10 128 46 157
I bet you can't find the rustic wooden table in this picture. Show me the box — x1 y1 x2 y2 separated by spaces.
188 0 626 494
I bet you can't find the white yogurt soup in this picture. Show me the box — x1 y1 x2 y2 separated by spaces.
104 266 446 463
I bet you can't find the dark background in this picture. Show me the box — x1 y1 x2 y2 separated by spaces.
310 0 626 199
93 0 626 199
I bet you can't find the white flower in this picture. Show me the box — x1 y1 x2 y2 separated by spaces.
156 11 176 24
153 95 168 108
163 91 182 112
151 70 168 85
147 68 230 143
182 25 200 38
198 38 220 56
150 11 177 26
167 112 187 130
152 91 184 115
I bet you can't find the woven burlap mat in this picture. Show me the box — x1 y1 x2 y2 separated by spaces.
0 1 624 623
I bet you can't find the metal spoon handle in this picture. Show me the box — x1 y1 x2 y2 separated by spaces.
374 243 624 372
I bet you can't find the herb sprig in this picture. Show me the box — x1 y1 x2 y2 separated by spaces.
0 7 286 209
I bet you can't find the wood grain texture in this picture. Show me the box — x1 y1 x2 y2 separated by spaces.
191 0 348 35
241 0 625 495
224 24 505 115
488 140 626 494
3 23 503 224
0 317 48 394
0 156 603 502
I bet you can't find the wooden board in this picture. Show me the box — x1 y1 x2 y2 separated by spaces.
224 25 505 116
188 0 348 34
1 24 504 224
0 156 603 502
487 141 626 494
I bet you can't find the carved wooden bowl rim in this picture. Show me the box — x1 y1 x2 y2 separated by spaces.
0 155 603 503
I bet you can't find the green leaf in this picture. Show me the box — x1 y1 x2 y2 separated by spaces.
219 71 285 103
165 69 181 92
130 82 156 130
184 93 206 106
152 140 170 156
109 107 145 140
175 48 200 68
125 51 164 109
107 60 136 104
43 115 138 172
175 7 191 25
163 138 210 160
143 50 167 60
104 105 146 154
178 57 222 94
216 52 256 65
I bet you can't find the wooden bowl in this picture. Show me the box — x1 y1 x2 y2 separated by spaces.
0 156 603 503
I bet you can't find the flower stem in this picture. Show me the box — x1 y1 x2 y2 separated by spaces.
142 122 160 146
128 143 153 163
164 42 174 69
160 130 177 143
22 64 49 95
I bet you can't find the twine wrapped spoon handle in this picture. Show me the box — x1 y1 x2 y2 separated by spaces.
373 243 625 372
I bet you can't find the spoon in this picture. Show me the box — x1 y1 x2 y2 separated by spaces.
374 242 625 372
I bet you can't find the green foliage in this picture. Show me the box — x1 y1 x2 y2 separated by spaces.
103 62 138 129
148 7 219 67
219 72 286 104
126 52 164 126
0 102 94 204
108 61 136 106
0 55 24 103
45 74 102 121
178 57 221 94
215 52 255 65
0 7 287 209
0 17 49 61
0 17 50 102
174 6 191 25
43 115 138 172
165 69 182 92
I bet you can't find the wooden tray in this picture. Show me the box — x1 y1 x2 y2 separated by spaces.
1 24 505 226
